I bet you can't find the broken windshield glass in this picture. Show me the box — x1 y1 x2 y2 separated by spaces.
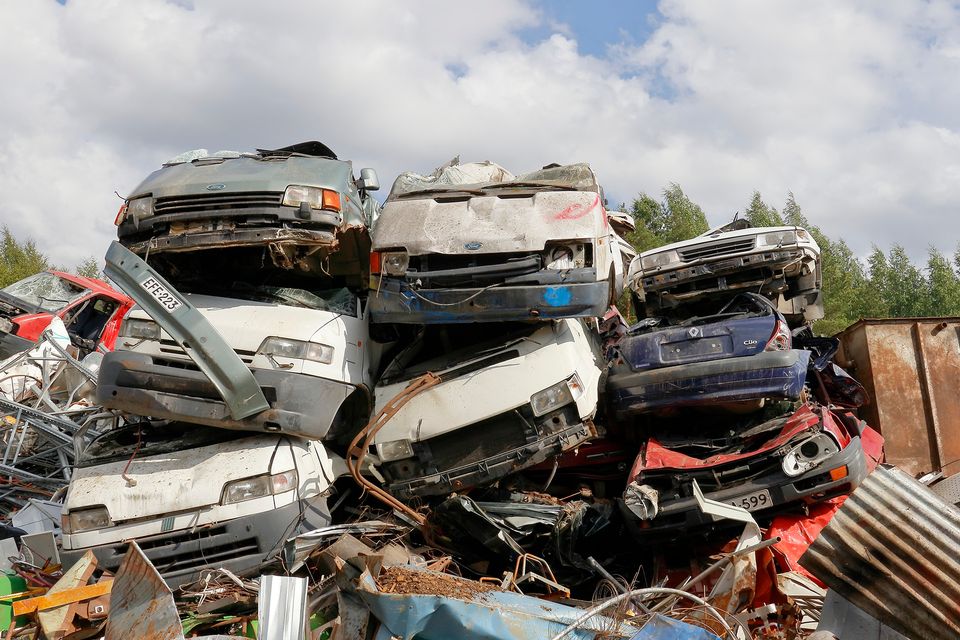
1 272 88 312
224 283 357 315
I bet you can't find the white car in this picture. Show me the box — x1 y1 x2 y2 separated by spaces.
630 222 822 324
60 422 341 588
370 318 603 499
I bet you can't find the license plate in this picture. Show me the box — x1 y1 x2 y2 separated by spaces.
726 489 773 512
139 277 183 312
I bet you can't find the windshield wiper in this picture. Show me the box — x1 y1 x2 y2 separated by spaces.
482 181 578 191
395 188 486 198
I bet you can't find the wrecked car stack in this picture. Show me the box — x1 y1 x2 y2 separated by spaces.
0 149 955 639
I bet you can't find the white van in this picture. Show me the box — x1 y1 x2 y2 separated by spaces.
370 319 603 499
60 421 340 588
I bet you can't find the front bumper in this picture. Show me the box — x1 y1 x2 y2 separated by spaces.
97 350 356 439
369 277 609 324
640 248 810 296
607 349 810 416
59 497 327 590
621 435 867 539
380 404 597 499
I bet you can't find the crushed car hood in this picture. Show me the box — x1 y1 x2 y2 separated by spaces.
372 191 606 255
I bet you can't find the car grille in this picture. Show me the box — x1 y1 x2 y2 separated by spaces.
678 237 756 262
153 191 283 216
157 339 256 365
422 410 530 475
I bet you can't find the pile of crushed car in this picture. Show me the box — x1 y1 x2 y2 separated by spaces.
0 143 955 640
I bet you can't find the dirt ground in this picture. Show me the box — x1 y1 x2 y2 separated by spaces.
377 566 501 600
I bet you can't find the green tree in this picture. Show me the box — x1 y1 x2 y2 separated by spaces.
926 247 960 316
744 191 784 228
74 257 104 280
625 184 709 252
0 226 49 287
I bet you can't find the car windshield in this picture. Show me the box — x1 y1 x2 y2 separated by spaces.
78 422 250 468
226 284 357 315
1 272 89 312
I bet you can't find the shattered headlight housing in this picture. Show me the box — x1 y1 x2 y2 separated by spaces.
282 185 341 212
530 374 584 417
257 337 334 365
545 244 586 270
380 252 409 276
222 470 298 505
782 432 841 477
119 318 161 340
64 506 112 534
377 439 415 462
762 231 797 247
640 250 678 271
126 196 154 221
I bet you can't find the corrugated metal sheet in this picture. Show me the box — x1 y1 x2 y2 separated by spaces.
104 541 184 640
835 317 960 477
258 575 308 640
799 465 960 640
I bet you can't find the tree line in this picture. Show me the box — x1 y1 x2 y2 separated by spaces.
621 186 960 335
0 226 102 288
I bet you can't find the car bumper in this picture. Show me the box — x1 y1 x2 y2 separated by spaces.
60 497 326 590
381 404 597 499
97 350 357 439
640 248 813 294
369 278 609 323
621 435 867 539
607 349 810 416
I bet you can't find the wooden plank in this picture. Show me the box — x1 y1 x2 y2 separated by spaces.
12 581 113 617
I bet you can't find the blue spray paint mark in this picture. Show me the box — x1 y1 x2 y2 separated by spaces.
543 287 572 307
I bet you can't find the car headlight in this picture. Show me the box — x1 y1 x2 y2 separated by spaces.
282 185 341 212
377 439 415 462
640 250 679 271
380 252 409 276
781 432 841 477
545 244 586 270
64 506 112 534
126 196 153 220
119 318 161 340
222 469 298 505
763 231 797 247
257 337 334 365
530 374 584 417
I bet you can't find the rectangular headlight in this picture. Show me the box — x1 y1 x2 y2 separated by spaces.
65 506 112 534
530 374 584 417
257 337 334 365
640 250 678 271
222 470 298 505
126 196 153 220
763 231 797 246
119 318 161 340
282 185 342 212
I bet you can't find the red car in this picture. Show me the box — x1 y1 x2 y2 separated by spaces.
0 270 134 359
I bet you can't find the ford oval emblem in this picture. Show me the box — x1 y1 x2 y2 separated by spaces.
464 242 483 251
205 183 226 191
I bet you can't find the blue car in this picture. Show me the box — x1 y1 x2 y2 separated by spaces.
607 293 809 416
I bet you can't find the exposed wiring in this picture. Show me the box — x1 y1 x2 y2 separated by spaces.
407 281 502 307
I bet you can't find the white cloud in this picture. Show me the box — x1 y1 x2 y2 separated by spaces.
0 0 959 269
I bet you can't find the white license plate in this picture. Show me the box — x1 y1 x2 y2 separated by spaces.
726 489 773 512
139 277 183 312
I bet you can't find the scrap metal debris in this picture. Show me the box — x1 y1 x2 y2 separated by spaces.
0 149 957 639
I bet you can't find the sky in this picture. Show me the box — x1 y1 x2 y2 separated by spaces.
2 0 960 269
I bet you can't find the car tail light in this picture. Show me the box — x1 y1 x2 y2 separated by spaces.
764 317 791 351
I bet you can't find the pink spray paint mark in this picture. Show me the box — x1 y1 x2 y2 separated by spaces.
553 194 601 220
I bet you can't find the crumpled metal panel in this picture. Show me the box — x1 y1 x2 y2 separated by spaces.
799 465 960 640
104 541 183 640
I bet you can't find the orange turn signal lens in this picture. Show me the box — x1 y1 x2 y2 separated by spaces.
829 465 848 481
322 189 341 212
370 251 382 275
114 204 127 226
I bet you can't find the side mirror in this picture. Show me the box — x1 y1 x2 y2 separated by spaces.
358 168 380 192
